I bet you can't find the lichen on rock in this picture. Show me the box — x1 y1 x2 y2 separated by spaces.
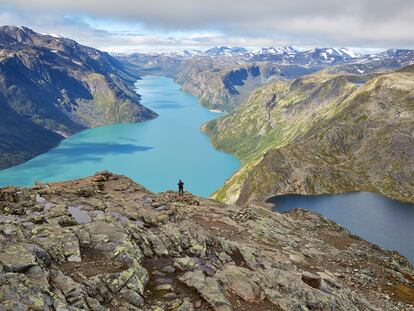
0 172 413 310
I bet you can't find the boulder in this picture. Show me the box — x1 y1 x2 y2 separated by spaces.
155 284 174 291
179 271 232 311
30 225 81 263
177 299 195 311
161 265 175 274
215 265 261 303
0 243 37 272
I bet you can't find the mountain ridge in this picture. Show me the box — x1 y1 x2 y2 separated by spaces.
120 46 414 112
204 65 414 205
0 171 412 310
0 25 157 169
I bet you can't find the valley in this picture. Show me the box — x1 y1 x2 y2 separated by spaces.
120 45 414 207
0 24 413 310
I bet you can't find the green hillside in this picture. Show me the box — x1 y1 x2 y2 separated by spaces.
204 66 414 204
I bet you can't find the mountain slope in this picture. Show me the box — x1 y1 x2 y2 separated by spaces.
204 66 414 204
0 26 157 169
0 95 63 169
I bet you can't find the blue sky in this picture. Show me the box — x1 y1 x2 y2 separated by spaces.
0 0 413 53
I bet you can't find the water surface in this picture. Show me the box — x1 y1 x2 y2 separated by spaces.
269 192 414 264
0 76 240 196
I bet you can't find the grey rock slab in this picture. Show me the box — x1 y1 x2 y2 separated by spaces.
0 243 37 272
302 271 322 289
173 257 199 272
179 270 232 311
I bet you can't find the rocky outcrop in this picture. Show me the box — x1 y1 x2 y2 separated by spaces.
0 172 413 310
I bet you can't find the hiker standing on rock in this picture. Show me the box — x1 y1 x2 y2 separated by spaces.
178 179 184 195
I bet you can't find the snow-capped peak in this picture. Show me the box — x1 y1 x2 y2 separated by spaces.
252 46 297 55
337 48 361 58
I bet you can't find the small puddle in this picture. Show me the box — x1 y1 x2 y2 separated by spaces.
68 206 92 224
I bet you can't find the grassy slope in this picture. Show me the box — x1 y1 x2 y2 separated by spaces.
204 67 414 204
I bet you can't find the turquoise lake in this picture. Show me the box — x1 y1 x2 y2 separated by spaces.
0 76 240 196
1 75 413 265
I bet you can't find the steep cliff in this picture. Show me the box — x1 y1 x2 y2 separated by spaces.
0 26 157 169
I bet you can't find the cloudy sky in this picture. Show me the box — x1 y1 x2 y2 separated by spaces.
1 0 414 53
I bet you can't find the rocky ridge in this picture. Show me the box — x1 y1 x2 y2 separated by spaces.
204 65 414 205
0 172 413 310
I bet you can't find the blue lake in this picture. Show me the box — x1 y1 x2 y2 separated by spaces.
0 76 240 197
269 192 414 264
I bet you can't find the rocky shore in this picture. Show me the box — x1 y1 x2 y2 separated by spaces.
0 172 413 310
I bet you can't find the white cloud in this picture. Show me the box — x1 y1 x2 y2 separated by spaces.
1 0 414 50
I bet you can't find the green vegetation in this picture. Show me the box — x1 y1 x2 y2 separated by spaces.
205 67 414 205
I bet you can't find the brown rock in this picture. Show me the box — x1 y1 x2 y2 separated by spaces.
302 271 322 289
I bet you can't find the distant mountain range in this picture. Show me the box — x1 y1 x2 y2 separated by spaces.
121 46 365 64
122 45 414 67
248 47 361 65
203 46 248 56
121 45 414 111
0 26 156 169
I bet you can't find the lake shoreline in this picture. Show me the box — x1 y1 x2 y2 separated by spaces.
269 192 414 265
